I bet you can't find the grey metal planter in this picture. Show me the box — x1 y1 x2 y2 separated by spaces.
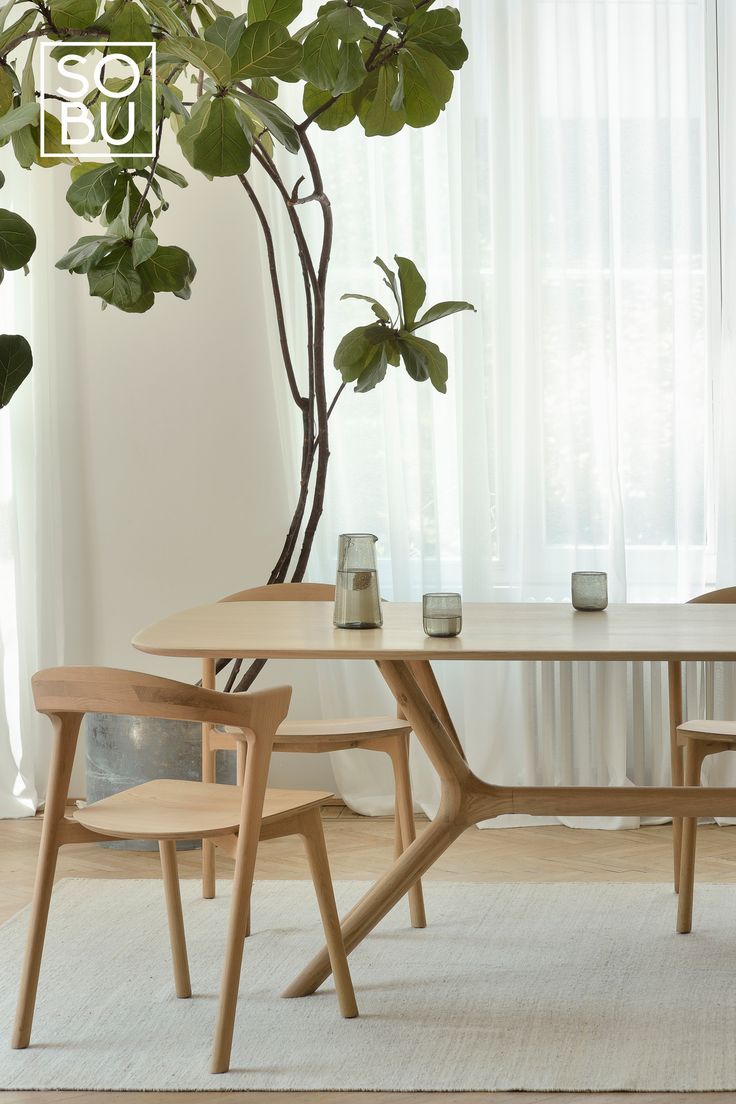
85 713 237 851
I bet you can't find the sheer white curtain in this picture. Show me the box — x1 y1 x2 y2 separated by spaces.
271 0 736 824
0 160 86 817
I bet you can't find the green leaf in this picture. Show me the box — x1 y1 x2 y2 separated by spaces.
139 0 189 35
66 164 120 218
103 173 129 222
177 94 251 176
194 1 213 28
358 63 405 136
300 24 339 90
403 6 468 71
302 82 355 130
131 219 158 266
395 254 425 328
340 291 390 324
233 90 299 152
0 0 18 35
108 2 155 64
333 40 365 95
156 81 188 118
373 255 402 318
103 75 154 139
0 102 39 141
354 344 387 392
87 243 145 308
11 122 38 168
251 74 278 99
49 0 97 29
56 234 112 273
139 243 195 295
321 1 365 43
34 110 69 166
400 43 453 128
0 333 32 407
0 9 36 53
165 37 232 85
355 0 393 20
0 207 36 270
203 12 247 53
398 333 448 392
0 67 13 117
333 323 384 382
413 299 476 329
230 18 302 79
155 162 188 187
248 0 301 24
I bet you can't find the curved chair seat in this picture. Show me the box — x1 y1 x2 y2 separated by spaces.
677 719 736 744
75 779 331 840
276 715 412 752
214 716 412 753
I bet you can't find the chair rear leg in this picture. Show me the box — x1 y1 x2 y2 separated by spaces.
389 735 427 929
203 839 216 900
677 740 712 934
300 807 358 1019
160 839 192 998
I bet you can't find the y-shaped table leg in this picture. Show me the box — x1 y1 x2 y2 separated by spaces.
284 658 501 999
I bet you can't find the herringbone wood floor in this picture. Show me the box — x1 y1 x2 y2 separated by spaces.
3 809 736 1104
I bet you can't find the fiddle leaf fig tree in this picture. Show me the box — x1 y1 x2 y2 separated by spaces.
0 0 473 686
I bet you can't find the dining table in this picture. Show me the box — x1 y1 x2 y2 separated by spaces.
133 599 736 1001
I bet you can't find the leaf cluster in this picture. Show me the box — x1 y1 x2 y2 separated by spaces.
57 192 195 311
0 168 35 404
334 254 474 393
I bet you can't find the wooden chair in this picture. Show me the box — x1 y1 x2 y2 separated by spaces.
674 586 736 933
202 582 428 929
13 667 357 1075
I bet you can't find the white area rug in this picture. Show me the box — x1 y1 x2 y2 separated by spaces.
1 878 736 1091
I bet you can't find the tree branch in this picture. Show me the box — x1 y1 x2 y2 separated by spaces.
238 172 306 411
131 105 165 229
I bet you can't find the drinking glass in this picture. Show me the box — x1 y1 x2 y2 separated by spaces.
423 593 462 637
571 572 608 611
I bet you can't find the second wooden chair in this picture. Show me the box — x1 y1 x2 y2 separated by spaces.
201 582 427 928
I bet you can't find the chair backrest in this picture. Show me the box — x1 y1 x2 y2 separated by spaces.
220 582 335 603
33 667 291 737
688 587 736 605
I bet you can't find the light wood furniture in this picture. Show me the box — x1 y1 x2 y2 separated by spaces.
134 600 736 999
13 667 357 1075
671 586 736 933
202 582 426 929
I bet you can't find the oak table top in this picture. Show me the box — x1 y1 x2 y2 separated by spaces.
133 600 736 663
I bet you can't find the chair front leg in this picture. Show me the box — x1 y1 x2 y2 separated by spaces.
211 735 271 1075
13 714 81 1049
160 839 191 998
677 740 714 934
299 807 358 1019
387 735 427 929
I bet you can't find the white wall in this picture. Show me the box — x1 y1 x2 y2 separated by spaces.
67 139 336 794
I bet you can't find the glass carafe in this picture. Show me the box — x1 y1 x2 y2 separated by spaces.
333 533 383 628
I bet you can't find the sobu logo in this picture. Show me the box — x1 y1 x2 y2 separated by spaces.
40 42 156 160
